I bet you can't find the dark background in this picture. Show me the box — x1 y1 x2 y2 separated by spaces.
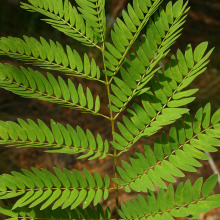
0 0 220 219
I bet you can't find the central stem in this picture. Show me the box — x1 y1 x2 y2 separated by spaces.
105 73 119 216
101 46 119 217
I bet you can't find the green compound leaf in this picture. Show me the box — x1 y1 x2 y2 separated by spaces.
0 118 109 160
111 42 213 152
21 0 102 48
0 168 110 210
104 0 164 78
0 37 102 81
0 204 112 220
107 0 190 114
118 175 220 219
0 64 104 116
0 0 219 219
114 104 220 193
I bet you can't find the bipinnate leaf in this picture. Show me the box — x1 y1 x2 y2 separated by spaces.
76 0 106 42
0 118 110 160
111 42 214 152
107 0 190 113
21 0 102 47
114 104 220 193
104 0 165 77
0 168 110 211
118 175 220 219
0 204 111 220
0 37 102 81
0 0 220 219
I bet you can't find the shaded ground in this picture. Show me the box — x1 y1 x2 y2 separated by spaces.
0 0 220 219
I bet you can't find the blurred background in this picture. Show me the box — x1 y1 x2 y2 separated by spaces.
0 0 220 219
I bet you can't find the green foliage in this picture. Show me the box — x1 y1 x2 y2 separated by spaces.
111 43 214 151
103 0 164 76
0 118 109 159
0 63 102 116
118 176 220 219
0 36 102 81
104 0 189 79
114 104 220 192
21 0 103 48
76 0 106 42
0 0 219 219
0 168 110 210
0 204 111 220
